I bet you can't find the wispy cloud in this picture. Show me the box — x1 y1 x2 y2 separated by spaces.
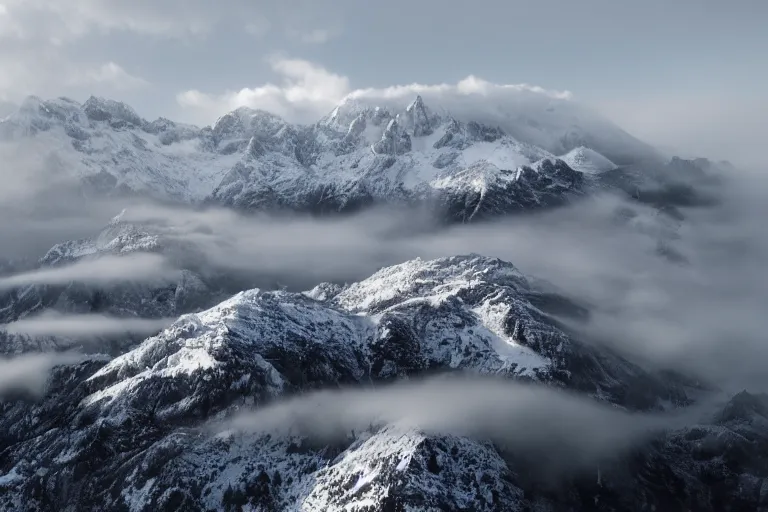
0 351 88 396
0 0 221 42
109 168 768 394
3 311 174 338
222 375 710 471
595 93 768 168
175 56 573 127
176 56 351 125
0 253 177 291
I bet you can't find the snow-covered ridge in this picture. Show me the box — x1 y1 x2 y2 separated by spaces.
0 218 227 355
329 86 655 163
560 146 618 175
0 253 718 512
77 254 687 426
0 93 649 216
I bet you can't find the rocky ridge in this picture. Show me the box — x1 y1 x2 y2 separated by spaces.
4 254 754 512
0 94 638 221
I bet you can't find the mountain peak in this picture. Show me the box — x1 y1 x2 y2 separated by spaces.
560 146 618 175
406 94 426 111
372 117 411 155
18 95 45 110
83 96 143 126
405 94 434 136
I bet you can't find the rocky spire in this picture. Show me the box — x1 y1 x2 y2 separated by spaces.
372 118 412 155
405 95 433 136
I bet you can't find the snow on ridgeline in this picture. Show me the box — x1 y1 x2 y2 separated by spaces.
0 90 650 211
77 254 679 427
560 146 619 176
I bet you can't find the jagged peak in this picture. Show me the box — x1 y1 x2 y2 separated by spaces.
0 95 87 130
13 95 80 114
335 254 529 313
229 105 283 119
55 96 81 106
559 146 617 175
345 113 367 138
717 390 768 424
212 106 289 139
528 157 581 178
109 208 128 226
18 95 44 110
406 94 427 113
405 94 434 136
83 95 144 125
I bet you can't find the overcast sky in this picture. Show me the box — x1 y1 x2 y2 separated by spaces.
0 0 765 165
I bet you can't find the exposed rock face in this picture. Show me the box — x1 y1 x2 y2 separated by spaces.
0 254 720 512
404 95 435 137
0 219 230 355
0 94 651 221
372 119 412 156
0 91 746 512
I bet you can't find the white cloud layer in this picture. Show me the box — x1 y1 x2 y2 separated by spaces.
0 0 222 41
3 311 174 338
0 0 270 100
0 352 88 396
0 253 177 291
177 57 352 124
175 56 574 126
597 93 768 167
223 375 710 470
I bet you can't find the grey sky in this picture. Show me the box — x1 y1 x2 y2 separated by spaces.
0 0 765 164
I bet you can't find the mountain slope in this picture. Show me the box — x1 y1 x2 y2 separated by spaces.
0 94 651 220
2 254 764 512
0 254 695 511
0 215 232 355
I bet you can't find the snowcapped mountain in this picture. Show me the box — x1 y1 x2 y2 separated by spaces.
560 146 619 176
0 87 749 512
0 254 696 511
1 254 764 512
0 93 652 220
0 96 237 201
0 216 233 355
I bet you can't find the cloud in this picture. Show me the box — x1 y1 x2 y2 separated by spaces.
0 352 87 396
0 0 263 100
112 203 423 285
2 311 174 338
0 0 221 41
0 45 147 100
175 56 578 129
66 62 149 91
0 137 90 205
0 253 177 291
595 93 768 168
0 99 16 116
347 74 572 101
177 57 351 124
0 2 24 39
222 375 709 471
105 166 768 394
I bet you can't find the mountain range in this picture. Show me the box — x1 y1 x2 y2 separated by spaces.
0 93 665 220
0 92 762 512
